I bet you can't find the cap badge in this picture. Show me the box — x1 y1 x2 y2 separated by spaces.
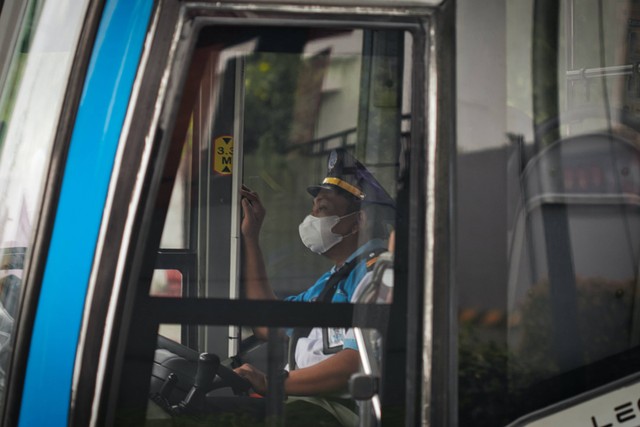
328 150 338 171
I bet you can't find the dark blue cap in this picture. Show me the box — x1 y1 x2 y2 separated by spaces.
307 149 395 208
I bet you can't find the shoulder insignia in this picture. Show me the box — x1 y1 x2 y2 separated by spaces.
366 256 379 270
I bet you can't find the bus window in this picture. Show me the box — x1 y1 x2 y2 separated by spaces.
0 0 88 416
114 13 415 426
151 26 403 303
457 1 640 425
159 138 194 251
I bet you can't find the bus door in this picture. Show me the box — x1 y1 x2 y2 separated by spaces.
60 2 441 426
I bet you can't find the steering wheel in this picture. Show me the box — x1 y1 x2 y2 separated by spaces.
210 358 252 395
150 348 253 418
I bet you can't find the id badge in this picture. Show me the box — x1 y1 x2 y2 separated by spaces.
322 327 344 354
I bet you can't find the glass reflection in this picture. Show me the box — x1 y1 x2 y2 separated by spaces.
0 0 89 414
457 1 640 424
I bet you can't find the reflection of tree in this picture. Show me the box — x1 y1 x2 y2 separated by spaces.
458 325 536 427
290 49 331 145
243 52 332 294
511 276 634 377
243 52 302 155
0 0 43 128
459 276 636 425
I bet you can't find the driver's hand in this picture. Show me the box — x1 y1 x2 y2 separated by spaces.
234 363 267 395
240 185 266 241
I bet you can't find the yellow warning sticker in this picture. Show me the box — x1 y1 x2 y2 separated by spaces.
213 135 233 175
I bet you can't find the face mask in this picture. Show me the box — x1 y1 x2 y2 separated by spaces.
298 212 357 254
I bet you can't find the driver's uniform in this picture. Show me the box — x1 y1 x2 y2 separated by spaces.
279 239 385 426
284 239 386 369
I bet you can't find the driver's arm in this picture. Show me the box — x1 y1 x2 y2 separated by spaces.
240 187 276 340
235 349 360 396
286 348 360 395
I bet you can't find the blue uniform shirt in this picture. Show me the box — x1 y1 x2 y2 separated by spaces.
285 239 386 358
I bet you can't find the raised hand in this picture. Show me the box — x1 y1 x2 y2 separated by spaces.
240 185 266 241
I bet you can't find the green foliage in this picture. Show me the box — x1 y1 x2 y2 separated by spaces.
0 0 44 148
458 325 537 427
512 276 635 374
243 53 302 155
458 275 637 425
242 52 332 294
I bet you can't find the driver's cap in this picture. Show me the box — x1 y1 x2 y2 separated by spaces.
307 149 394 208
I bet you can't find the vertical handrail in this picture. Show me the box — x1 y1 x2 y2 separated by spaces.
229 56 245 358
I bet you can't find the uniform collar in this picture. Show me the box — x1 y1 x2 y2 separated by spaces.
331 238 387 273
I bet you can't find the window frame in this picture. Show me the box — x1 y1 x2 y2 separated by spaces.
69 2 450 427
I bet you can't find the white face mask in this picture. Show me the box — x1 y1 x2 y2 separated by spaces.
298 212 357 254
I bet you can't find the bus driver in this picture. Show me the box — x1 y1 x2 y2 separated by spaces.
235 148 394 423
